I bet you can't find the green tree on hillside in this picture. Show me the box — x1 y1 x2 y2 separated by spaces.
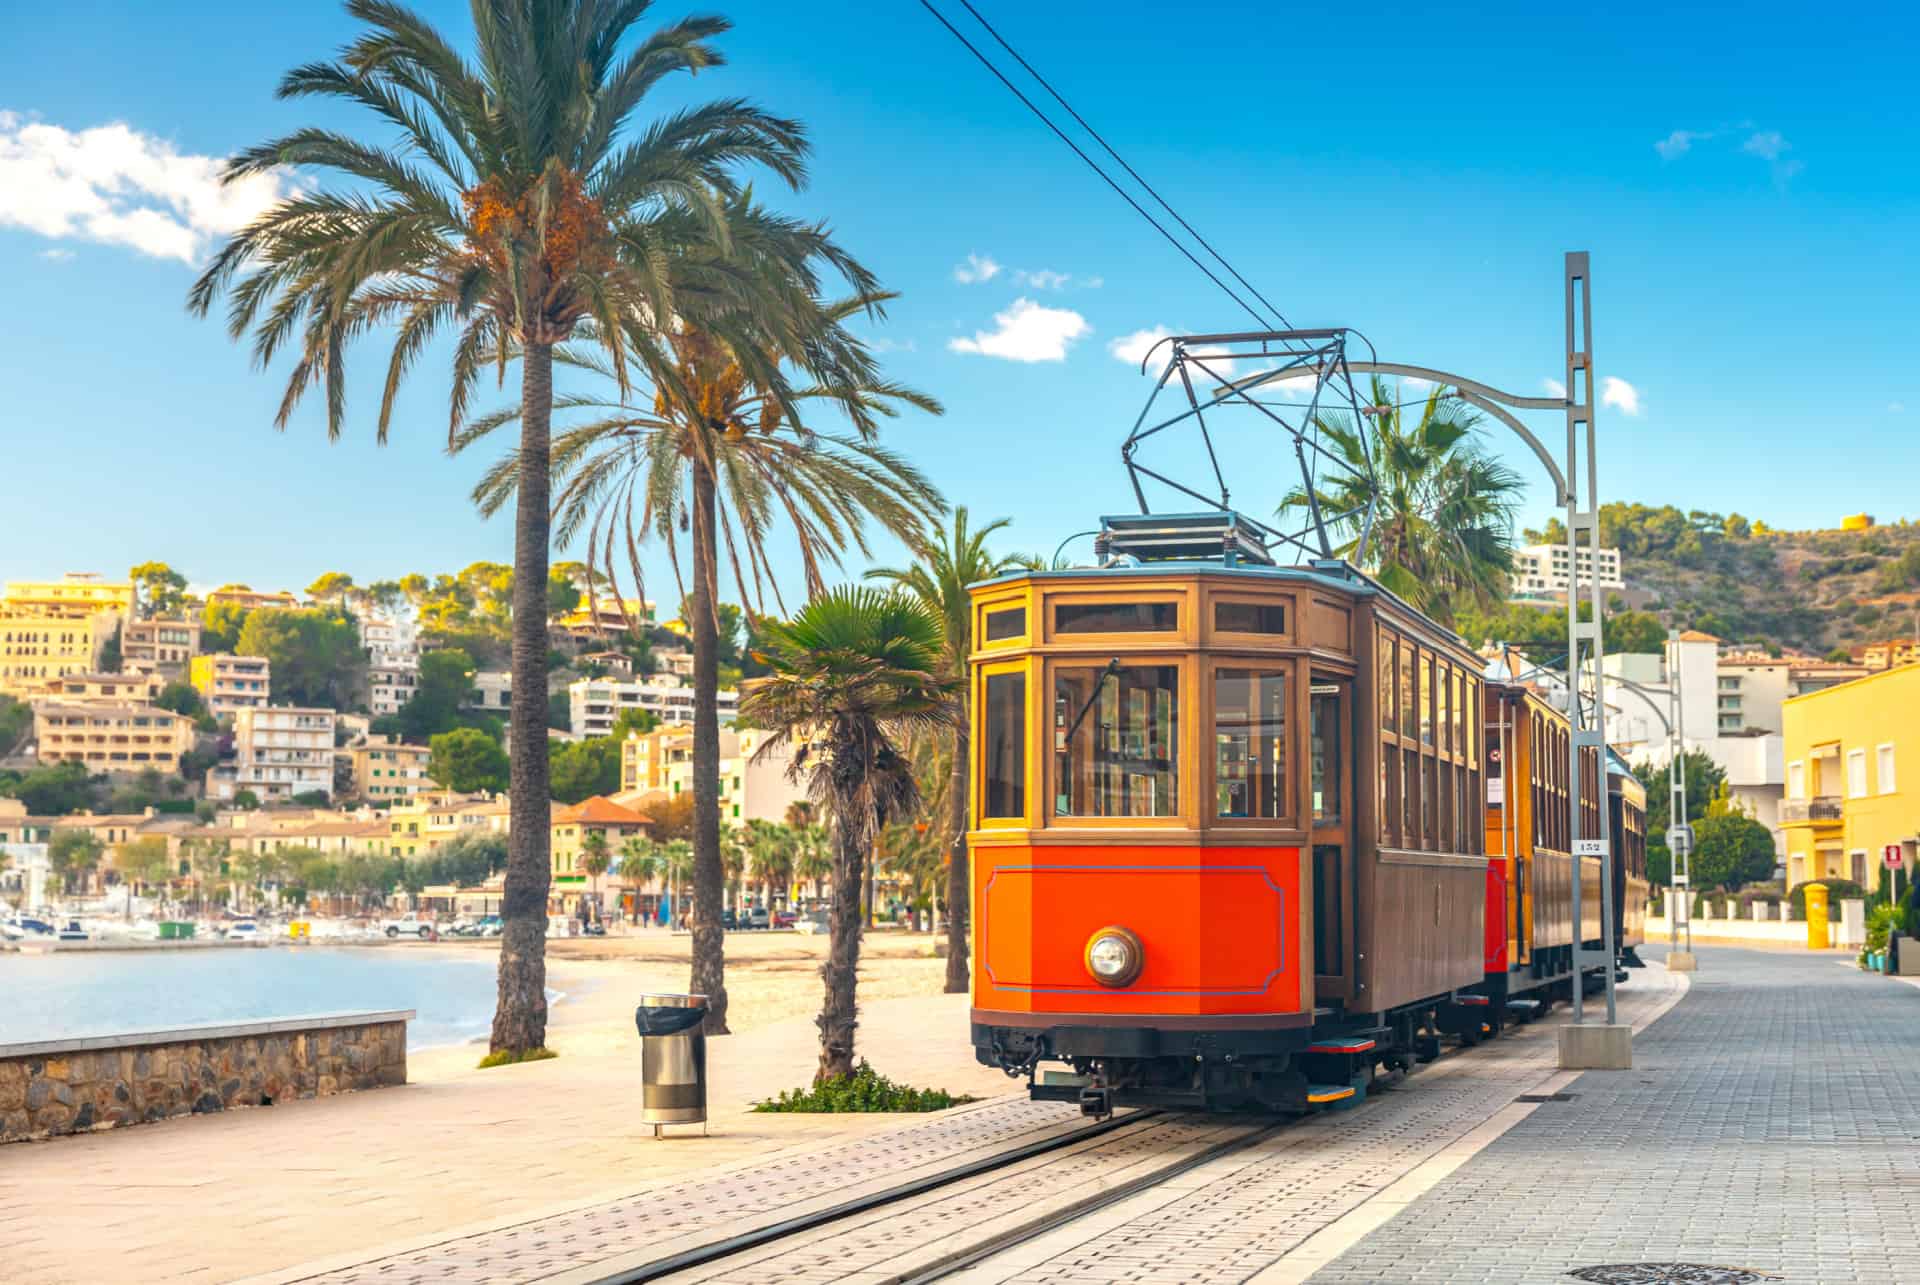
202 599 251 652
550 737 622 804
389 649 479 740
129 562 189 618
428 727 510 794
237 607 366 708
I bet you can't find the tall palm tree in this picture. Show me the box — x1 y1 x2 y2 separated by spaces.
618 835 662 923
580 829 611 917
188 0 812 1054
1279 378 1524 625
740 587 958 1081
464 310 942 1035
661 839 694 929
792 822 832 903
867 507 1027 989
744 818 793 908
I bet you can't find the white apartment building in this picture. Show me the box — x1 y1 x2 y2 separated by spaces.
464 670 513 714
207 705 337 803
570 676 738 738
1512 543 1624 595
360 616 420 716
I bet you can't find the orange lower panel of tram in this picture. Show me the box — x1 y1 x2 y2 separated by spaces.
974 845 1303 1018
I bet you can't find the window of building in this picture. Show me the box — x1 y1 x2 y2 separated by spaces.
1053 664 1179 818
1214 668 1289 820
984 607 1025 642
1847 749 1868 799
982 670 1026 820
1878 744 1896 795
1787 761 1804 800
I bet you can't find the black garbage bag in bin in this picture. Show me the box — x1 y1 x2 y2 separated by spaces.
635 994 707 1131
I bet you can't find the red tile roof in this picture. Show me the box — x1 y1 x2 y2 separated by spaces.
553 795 653 826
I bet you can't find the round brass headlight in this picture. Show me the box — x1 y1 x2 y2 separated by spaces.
1083 925 1144 987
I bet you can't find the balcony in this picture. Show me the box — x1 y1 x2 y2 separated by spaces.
1781 796 1843 824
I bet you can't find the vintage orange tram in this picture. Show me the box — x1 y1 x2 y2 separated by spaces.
966 513 1645 1114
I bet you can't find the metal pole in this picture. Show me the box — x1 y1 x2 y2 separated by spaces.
1676 640 1691 956
1667 631 1683 951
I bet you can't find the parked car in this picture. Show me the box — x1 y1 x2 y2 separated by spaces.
721 909 738 930
747 907 771 930
771 909 797 929
380 914 436 939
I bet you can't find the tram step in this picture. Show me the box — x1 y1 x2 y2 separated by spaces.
1306 1083 1357 1106
1505 999 1543 1015
1452 994 1490 1007
1308 1038 1377 1055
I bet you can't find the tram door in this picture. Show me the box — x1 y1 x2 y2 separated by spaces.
1310 678 1351 1000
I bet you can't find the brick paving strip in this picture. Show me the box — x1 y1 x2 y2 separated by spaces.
1300 947 1920 1285
940 967 1687 1285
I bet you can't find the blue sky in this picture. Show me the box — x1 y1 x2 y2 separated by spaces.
2 0 1916 601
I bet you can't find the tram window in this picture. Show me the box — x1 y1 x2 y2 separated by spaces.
1214 668 1289 820
1398 645 1416 740
1438 663 1451 754
1054 602 1177 634
1379 634 1396 732
982 671 1026 819
1420 656 1435 747
1381 747 1400 846
1450 670 1464 760
1215 601 1287 635
983 607 1025 643
1053 664 1179 818
1311 684 1342 823
1404 749 1420 847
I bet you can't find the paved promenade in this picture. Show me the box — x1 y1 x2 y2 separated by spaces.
1308 945 1920 1284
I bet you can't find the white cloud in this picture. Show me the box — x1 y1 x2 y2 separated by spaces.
1654 129 1706 160
949 298 1089 363
952 252 1001 284
1083 276 1104 289
1400 375 1433 391
1543 377 1567 398
0 111 298 264
1890 402 1906 414
1601 375 1642 416
1741 130 1788 160
868 337 916 353
38 247 72 261
1014 268 1070 290
1109 325 1174 367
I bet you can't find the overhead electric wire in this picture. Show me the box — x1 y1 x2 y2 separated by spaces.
918 0 1273 331
952 0 1294 333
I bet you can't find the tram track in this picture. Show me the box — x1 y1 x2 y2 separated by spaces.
588 1107 1166 1284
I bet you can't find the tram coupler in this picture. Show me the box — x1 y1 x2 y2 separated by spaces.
1621 946 1647 968
1078 1084 1114 1119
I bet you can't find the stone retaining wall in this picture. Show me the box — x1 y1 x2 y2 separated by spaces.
0 1011 412 1143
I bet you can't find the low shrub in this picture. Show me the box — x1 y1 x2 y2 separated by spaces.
477 1046 558 1069
1786 879 1866 922
754 1061 979 1113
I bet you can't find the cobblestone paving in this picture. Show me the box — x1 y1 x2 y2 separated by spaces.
1310 948 1920 1284
947 970 1682 1285
285 1096 1079 1284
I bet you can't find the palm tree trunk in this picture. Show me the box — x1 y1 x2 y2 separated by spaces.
944 724 971 992
688 459 730 1033
817 803 866 1082
490 339 555 1055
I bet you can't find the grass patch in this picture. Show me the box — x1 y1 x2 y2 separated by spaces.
753 1061 978 1113
477 1046 559 1069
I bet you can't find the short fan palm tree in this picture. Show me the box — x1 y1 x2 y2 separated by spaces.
1279 377 1523 625
740 587 959 1082
618 836 662 924
580 829 611 915
463 301 942 1035
868 507 1027 990
189 0 815 1054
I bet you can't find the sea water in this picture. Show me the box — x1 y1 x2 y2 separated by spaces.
0 948 515 1050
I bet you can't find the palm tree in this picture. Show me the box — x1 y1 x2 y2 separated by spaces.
740 587 958 1081
792 822 832 904
618 836 662 924
1279 378 1523 625
580 829 611 919
189 1 812 1055
744 818 793 909
465 314 942 1036
867 508 1027 989
720 828 749 915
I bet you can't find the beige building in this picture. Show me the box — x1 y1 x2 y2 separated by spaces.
0 574 135 696
464 670 513 715
351 736 431 803
34 703 195 774
1511 543 1624 594
361 617 419 716
204 587 299 612
1853 638 1920 671
570 675 737 737
208 706 337 803
384 794 507 858
621 725 803 827
122 618 200 676
35 671 166 705
190 653 272 719
4 574 135 618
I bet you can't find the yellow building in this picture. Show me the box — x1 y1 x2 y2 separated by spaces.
1852 638 1920 672
1782 664 1918 892
204 586 300 612
384 794 505 858
33 703 196 774
190 653 271 718
551 795 652 913
3 574 135 617
1839 513 1875 532
0 574 134 696
351 736 431 803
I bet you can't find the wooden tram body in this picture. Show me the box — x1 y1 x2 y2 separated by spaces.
967 516 1497 1113
1608 753 1650 962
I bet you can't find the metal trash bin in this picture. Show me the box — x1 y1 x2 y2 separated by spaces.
635 993 708 1137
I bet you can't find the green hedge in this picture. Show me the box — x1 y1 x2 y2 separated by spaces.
1786 879 1867 922
754 1062 977 1113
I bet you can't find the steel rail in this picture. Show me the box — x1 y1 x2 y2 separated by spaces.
901 1118 1288 1283
588 1109 1162 1283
